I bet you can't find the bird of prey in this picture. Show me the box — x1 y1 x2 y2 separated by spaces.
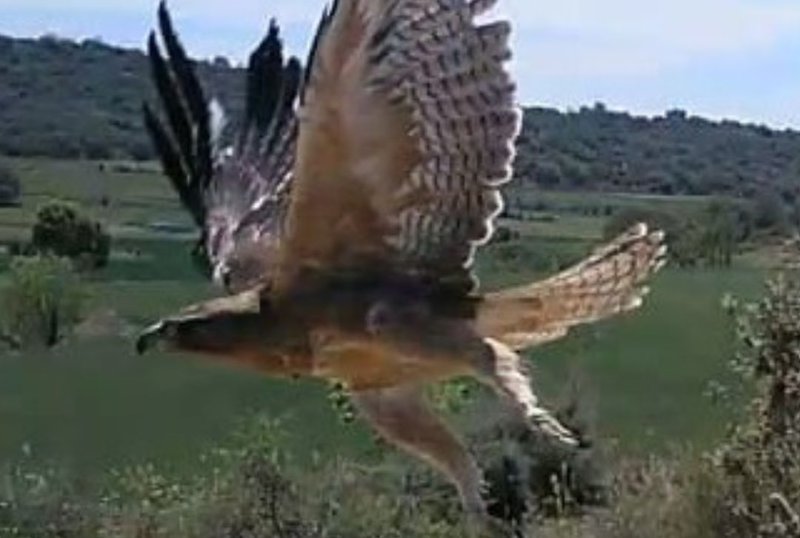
139 0 666 523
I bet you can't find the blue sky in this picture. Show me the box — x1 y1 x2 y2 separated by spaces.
4 0 800 129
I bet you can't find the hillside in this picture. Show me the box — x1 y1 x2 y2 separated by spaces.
0 34 244 160
517 105 800 200
2 34 800 202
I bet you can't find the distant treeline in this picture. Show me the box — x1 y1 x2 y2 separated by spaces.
517 104 800 201
2 34 800 203
0 34 244 160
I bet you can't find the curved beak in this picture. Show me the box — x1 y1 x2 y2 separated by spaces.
135 321 169 355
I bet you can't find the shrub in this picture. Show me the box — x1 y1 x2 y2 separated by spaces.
0 461 98 537
710 277 800 537
603 207 681 243
0 255 84 349
93 416 471 538
604 203 745 269
2 277 800 537
31 202 111 270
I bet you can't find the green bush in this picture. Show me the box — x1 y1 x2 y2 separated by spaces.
603 207 681 243
604 201 747 269
710 278 800 537
1 277 799 537
0 462 98 537
31 202 111 270
0 256 84 349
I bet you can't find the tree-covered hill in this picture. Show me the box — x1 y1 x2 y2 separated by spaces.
2 34 800 202
0 34 244 160
517 104 800 200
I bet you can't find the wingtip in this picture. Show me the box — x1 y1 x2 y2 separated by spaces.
650 229 667 244
157 0 171 24
147 30 162 60
632 222 649 238
156 1 173 39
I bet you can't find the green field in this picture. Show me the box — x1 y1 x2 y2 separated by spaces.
0 158 770 486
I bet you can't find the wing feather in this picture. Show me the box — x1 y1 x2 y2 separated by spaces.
156 2 213 189
145 1 302 291
278 0 519 292
477 224 668 350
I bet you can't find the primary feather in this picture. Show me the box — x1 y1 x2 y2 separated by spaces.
276 0 520 296
144 1 301 291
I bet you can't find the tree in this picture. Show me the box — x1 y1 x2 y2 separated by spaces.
0 256 84 349
0 164 21 207
699 199 737 268
604 202 748 269
533 160 563 188
31 202 111 269
752 189 789 233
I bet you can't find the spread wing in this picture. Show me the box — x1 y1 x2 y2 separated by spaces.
143 1 302 292
477 224 668 350
276 0 520 293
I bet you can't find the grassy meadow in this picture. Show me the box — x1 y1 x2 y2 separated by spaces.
0 157 768 487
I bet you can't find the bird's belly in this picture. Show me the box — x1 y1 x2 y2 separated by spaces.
228 349 315 379
310 334 471 391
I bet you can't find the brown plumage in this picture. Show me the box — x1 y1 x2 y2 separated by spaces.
139 0 667 525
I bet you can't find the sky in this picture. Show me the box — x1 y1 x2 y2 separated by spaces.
3 0 800 129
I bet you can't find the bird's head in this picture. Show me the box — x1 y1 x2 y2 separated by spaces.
135 290 270 356
134 291 311 378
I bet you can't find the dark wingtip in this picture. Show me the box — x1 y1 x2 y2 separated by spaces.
147 30 162 64
156 1 173 45
157 0 171 28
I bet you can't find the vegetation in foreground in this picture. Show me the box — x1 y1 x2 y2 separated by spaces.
0 275 797 537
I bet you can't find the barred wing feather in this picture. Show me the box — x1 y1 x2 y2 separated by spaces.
143 1 301 291
277 0 520 292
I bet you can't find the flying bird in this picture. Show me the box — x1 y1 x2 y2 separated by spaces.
139 0 666 524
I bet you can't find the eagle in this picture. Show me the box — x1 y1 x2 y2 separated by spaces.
138 0 666 524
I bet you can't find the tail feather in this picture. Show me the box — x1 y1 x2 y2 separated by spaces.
477 223 667 350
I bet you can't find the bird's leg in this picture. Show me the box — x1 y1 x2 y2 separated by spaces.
367 303 576 446
474 338 578 448
351 385 487 516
